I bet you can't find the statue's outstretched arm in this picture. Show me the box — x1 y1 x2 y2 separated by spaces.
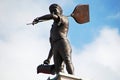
32 14 58 25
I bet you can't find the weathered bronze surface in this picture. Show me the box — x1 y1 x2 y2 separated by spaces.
31 3 90 76
33 4 74 75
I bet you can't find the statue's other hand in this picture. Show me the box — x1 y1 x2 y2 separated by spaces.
43 59 50 64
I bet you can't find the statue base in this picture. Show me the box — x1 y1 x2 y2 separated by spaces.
48 72 82 80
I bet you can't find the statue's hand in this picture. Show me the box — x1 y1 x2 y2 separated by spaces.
43 59 50 65
32 17 39 25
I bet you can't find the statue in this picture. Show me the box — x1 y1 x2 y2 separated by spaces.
27 3 89 79
33 3 74 74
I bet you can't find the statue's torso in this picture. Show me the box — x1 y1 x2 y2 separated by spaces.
50 15 69 42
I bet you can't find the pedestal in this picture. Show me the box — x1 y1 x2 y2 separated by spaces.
49 72 82 80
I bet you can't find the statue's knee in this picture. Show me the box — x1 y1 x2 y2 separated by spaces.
64 56 72 64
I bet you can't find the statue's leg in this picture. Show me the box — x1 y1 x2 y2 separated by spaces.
53 50 64 74
59 39 74 74
64 55 74 74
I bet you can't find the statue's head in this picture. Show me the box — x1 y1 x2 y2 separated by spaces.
49 4 63 15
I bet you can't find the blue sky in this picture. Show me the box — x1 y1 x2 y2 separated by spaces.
0 0 120 80
64 0 120 48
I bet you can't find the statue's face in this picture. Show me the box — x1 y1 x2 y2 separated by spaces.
49 4 62 15
50 6 61 15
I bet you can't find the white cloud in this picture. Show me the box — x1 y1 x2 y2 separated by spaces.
0 0 51 41
73 27 120 80
0 0 52 80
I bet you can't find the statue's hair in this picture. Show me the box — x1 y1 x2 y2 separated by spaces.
49 4 63 14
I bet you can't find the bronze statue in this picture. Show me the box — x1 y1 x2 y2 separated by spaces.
33 4 74 74
28 3 89 76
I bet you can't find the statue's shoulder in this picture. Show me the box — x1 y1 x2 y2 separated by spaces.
59 15 68 24
61 15 68 19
